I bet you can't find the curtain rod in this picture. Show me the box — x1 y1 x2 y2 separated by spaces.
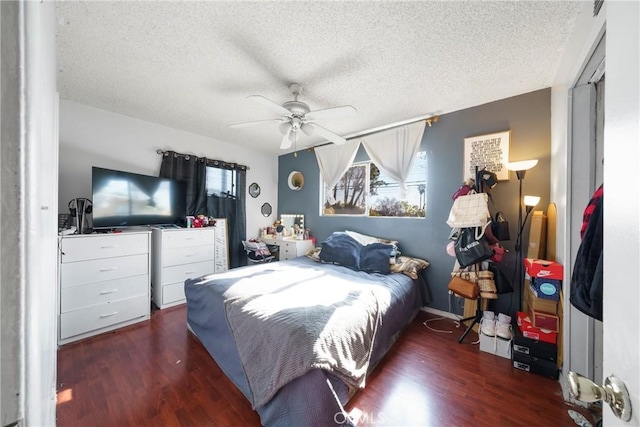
156 149 250 170
310 115 440 150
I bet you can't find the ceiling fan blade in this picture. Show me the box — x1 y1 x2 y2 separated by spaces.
280 128 294 150
304 122 346 145
247 95 291 116
229 118 283 128
306 105 357 121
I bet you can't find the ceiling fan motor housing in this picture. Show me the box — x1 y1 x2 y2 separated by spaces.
282 100 310 117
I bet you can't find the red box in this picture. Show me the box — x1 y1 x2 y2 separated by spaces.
524 259 564 280
516 311 558 344
528 308 560 332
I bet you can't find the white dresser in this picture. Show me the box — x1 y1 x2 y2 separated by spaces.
260 237 314 261
58 231 151 345
151 227 217 309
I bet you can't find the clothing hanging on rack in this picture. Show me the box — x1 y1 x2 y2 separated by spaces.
570 184 603 321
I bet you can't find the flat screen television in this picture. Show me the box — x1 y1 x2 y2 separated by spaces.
92 166 186 229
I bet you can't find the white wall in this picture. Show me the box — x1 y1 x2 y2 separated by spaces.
1 1 58 426
59 100 279 239
550 1 606 394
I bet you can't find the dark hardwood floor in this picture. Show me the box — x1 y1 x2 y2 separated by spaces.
56 306 592 427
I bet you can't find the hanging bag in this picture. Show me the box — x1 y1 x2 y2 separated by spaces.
446 191 490 228
447 270 479 300
454 224 494 268
487 262 514 294
491 211 511 241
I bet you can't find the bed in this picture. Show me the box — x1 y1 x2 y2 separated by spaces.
185 232 429 426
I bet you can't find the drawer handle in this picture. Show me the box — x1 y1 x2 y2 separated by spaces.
185 271 195 275
99 267 118 272
185 237 195 240
185 253 196 257
99 312 118 318
100 245 118 249
99 289 118 295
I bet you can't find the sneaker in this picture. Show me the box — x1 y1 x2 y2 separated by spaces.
480 311 496 337
496 313 513 340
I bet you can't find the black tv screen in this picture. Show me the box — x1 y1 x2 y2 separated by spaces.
92 167 186 228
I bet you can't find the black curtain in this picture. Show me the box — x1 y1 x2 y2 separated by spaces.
159 151 247 269
205 162 246 268
159 151 207 216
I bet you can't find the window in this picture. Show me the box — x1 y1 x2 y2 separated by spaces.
321 151 427 218
206 166 236 197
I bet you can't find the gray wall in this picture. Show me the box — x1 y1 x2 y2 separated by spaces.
278 88 551 317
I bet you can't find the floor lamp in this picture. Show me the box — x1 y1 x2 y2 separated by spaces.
506 159 538 311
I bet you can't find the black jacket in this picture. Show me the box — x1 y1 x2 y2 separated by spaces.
570 192 603 321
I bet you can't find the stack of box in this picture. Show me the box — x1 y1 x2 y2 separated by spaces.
512 259 564 378
512 312 558 379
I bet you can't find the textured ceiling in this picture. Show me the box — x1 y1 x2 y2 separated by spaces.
56 1 582 155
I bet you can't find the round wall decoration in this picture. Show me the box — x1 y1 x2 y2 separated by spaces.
287 171 304 191
261 202 272 217
248 182 261 198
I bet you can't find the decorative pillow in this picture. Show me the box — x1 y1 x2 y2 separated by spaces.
319 233 362 269
359 243 392 274
305 247 322 262
390 256 430 279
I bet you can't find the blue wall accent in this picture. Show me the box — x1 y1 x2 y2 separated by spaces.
278 89 551 317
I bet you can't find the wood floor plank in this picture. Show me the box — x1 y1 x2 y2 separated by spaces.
57 306 594 426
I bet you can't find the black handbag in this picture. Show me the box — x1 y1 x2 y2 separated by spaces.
454 226 494 268
487 261 514 294
491 211 511 241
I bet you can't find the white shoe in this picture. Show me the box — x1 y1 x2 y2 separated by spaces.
480 311 496 337
496 313 513 340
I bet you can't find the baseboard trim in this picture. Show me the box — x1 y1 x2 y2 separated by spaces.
420 306 460 321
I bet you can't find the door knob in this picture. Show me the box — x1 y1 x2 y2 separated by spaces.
567 371 632 421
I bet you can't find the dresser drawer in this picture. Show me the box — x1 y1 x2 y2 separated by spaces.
162 282 186 305
162 245 214 267
162 229 214 249
61 275 149 313
60 233 149 263
160 260 215 286
59 294 149 340
279 242 298 260
61 253 149 288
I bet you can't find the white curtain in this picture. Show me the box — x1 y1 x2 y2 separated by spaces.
314 139 361 204
361 121 426 199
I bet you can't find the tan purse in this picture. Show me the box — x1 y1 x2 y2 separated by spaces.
448 271 479 300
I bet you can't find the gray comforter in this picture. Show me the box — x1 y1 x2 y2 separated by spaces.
224 263 384 408
185 257 421 426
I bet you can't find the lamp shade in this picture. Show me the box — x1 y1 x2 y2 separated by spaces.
506 159 538 171
524 195 540 207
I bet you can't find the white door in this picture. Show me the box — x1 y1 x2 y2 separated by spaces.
602 2 639 425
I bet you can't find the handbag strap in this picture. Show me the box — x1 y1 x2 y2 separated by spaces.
474 221 492 240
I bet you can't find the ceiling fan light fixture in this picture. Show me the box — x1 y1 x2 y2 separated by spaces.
301 123 315 136
279 122 292 135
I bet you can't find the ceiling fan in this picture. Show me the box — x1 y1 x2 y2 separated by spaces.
230 83 357 150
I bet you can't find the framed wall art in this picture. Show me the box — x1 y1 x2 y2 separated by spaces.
463 130 511 181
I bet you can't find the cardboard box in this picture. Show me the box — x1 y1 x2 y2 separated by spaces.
526 282 558 314
512 326 557 362
528 307 560 332
527 211 547 260
524 259 564 281
479 333 512 359
512 352 559 379
530 278 561 301
516 311 558 344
